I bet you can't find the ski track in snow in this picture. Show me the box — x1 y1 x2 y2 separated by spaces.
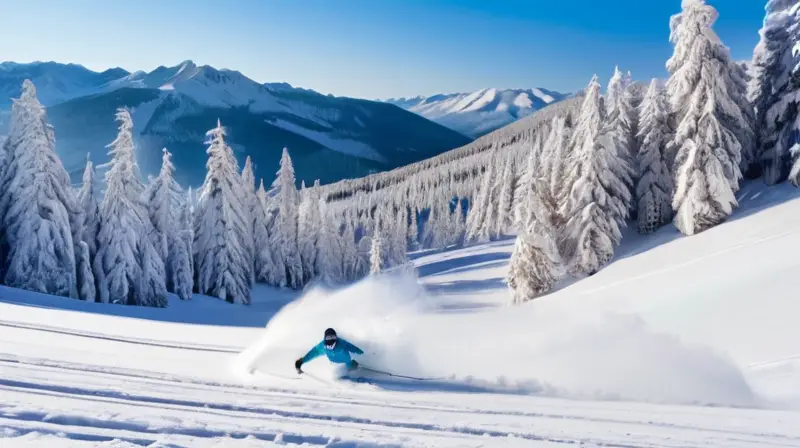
0 320 241 354
2 182 800 446
1 355 797 448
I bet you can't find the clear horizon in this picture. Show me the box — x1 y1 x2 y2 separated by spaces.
0 0 765 100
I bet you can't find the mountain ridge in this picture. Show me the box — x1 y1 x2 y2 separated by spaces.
0 60 472 188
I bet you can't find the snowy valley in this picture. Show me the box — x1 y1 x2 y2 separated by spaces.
0 0 799 446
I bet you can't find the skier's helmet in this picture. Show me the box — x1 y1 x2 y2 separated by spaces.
324 328 337 349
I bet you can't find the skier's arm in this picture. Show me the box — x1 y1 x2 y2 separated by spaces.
295 343 322 373
342 339 364 355
301 343 323 363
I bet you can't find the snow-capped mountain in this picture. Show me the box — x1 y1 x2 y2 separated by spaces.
0 61 471 187
0 61 129 108
385 87 569 138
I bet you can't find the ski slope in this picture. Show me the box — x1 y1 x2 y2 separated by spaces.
1 181 800 447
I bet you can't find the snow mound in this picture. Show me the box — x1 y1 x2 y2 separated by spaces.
234 267 756 407
432 310 758 407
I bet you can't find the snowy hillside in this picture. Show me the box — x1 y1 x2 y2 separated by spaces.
1 180 799 447
0 61 471 187
386 87 569 137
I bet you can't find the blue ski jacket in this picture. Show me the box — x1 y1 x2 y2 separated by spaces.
301 338 364 365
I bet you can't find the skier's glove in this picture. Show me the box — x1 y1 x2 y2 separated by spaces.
349 360 359 369
294 358 303 374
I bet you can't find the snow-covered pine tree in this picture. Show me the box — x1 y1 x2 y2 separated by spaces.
465 151 500 243
77 155 100 262
369 230 385 275
73 155 99 302
239 156 258 279
145 149 185 284
603 67 637 204
388 205 408 265
181 187 195 279
507 170 561 303
270 148 304 289
730 57 758 178
356 233 372 278
451 199 466 247
423 199 449 249
298 181 322 282
254 179 281 285
165 187 194 302
406 206 419 250
560 75 633 275
341 215 359 280
170 227 193 300
542 116 571 221
94 108 166 306
193 120 252 304
155 166 194 302
0 80 78 297
625 76 646 155
605 66 636 158
636 79 674 234
76 241 95 302
513 134 542 221
666 0 751 235
750 0 800 184
495 155 517 236
317 199 344 283
138 227 168 306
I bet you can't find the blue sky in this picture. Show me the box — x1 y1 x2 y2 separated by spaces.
0 0 765 99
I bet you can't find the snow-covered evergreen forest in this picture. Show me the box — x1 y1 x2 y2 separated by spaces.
0 0 797 307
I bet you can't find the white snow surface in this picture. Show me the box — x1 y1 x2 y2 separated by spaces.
387 88 567 137
1 180 800 447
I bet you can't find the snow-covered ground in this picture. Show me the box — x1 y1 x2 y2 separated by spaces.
2 181 800 447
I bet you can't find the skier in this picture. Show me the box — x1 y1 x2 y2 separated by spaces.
294 328 364 374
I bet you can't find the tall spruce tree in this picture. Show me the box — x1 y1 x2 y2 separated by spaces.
145 149 181 271
369 230 385 275
507 174 561 303
667 0 752 235
495 155 517 236
0 80 78 298
270 148 304 289
298 181 322 282
77 155 100 263
95 108 166 306
239 156 258 280
252 179 279 284
636 79 674 234
193 120 252 304
560 75 633 275
604 67 637 209
465 150 500 243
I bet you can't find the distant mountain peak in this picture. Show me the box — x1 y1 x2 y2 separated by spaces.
385 87 567 138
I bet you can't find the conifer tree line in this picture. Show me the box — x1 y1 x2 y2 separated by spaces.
0 80 415 306
320 0 800 304
0 0 796 307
